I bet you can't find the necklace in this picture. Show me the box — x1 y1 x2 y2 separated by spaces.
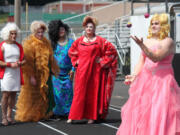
58 39 68 46
84 35 96 43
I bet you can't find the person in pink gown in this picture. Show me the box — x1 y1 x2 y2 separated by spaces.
116 13 180 135
67 16 118 124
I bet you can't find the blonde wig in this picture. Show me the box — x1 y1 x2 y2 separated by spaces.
147 13 170 40
82 16 98 28
30 20 47 34
0 22 20 40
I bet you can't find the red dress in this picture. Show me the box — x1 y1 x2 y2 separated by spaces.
68 36 117 120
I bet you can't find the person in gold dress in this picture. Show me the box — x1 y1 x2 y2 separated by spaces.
15 21 59 122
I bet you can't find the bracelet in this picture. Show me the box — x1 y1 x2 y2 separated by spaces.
6 62 11 67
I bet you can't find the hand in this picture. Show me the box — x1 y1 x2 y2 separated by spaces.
10 62 19 68
75 60 79 68
17 61 21 66
130 36 144 47
30 76 37 86
68 70 74 81
95 56 101 63
124 74 136 85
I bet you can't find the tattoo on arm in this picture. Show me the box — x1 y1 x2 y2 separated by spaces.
140 44 158 62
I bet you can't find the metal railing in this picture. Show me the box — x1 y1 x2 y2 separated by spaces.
62 0 128 23
115 34 126 66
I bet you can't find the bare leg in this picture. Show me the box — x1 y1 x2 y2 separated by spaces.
1 92 9 125
7 92 16 124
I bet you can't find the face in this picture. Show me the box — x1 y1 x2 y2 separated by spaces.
35 28 44 40
151 20 161 35
59 27 66 38
85 23 95 35
9 30 17 42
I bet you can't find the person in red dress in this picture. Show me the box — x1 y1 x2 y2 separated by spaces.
67 16 118 124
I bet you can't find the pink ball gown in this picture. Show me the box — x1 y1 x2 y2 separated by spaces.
116 46 180 135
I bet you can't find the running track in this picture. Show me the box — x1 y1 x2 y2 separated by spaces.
0 81 129 135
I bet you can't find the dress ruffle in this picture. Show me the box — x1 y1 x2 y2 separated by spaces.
117 53 180 135
15 35 58 122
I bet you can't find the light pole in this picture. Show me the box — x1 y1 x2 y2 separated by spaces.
83 0 86 13
25 1 28 31
14 0 21 28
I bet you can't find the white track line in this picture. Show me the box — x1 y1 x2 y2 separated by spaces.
0 103 120 132
109 107 121 112
99 106 121 130
101 123 118 130
13 94 67 134
110 104 122 109
38 122 68 135
11 108 69 135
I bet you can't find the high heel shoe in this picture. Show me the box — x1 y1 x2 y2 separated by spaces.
87 119 94 124
67 119 72 124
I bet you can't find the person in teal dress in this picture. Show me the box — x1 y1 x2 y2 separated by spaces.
48 20 75 117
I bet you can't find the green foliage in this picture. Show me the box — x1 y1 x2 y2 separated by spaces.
0 13 9 23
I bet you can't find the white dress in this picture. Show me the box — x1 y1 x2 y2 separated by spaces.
0 42 20 91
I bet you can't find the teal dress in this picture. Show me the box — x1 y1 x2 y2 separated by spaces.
52 39 75 116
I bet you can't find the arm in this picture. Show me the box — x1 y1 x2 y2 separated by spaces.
99 40 117 68
0 61 11 67
68 39 79 68
17 58 26 66
131 36 174 62
68 39 76 80
124 53 145 85
22 38 36 85
68 68 75 81
0 60 19 68
132 53 145 76
49 45 60 77
0 46 8 67
69 61 76 81
20 59 26 66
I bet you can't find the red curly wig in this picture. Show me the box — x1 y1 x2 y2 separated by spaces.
82 16 98 28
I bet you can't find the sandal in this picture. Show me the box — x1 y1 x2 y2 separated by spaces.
7 117 15 124
1 118 8 126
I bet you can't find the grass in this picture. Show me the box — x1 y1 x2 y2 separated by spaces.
0 13 9 23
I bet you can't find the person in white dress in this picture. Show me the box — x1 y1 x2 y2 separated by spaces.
0 23 25 125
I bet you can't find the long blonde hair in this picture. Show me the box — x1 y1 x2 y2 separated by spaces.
147 13 170 40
